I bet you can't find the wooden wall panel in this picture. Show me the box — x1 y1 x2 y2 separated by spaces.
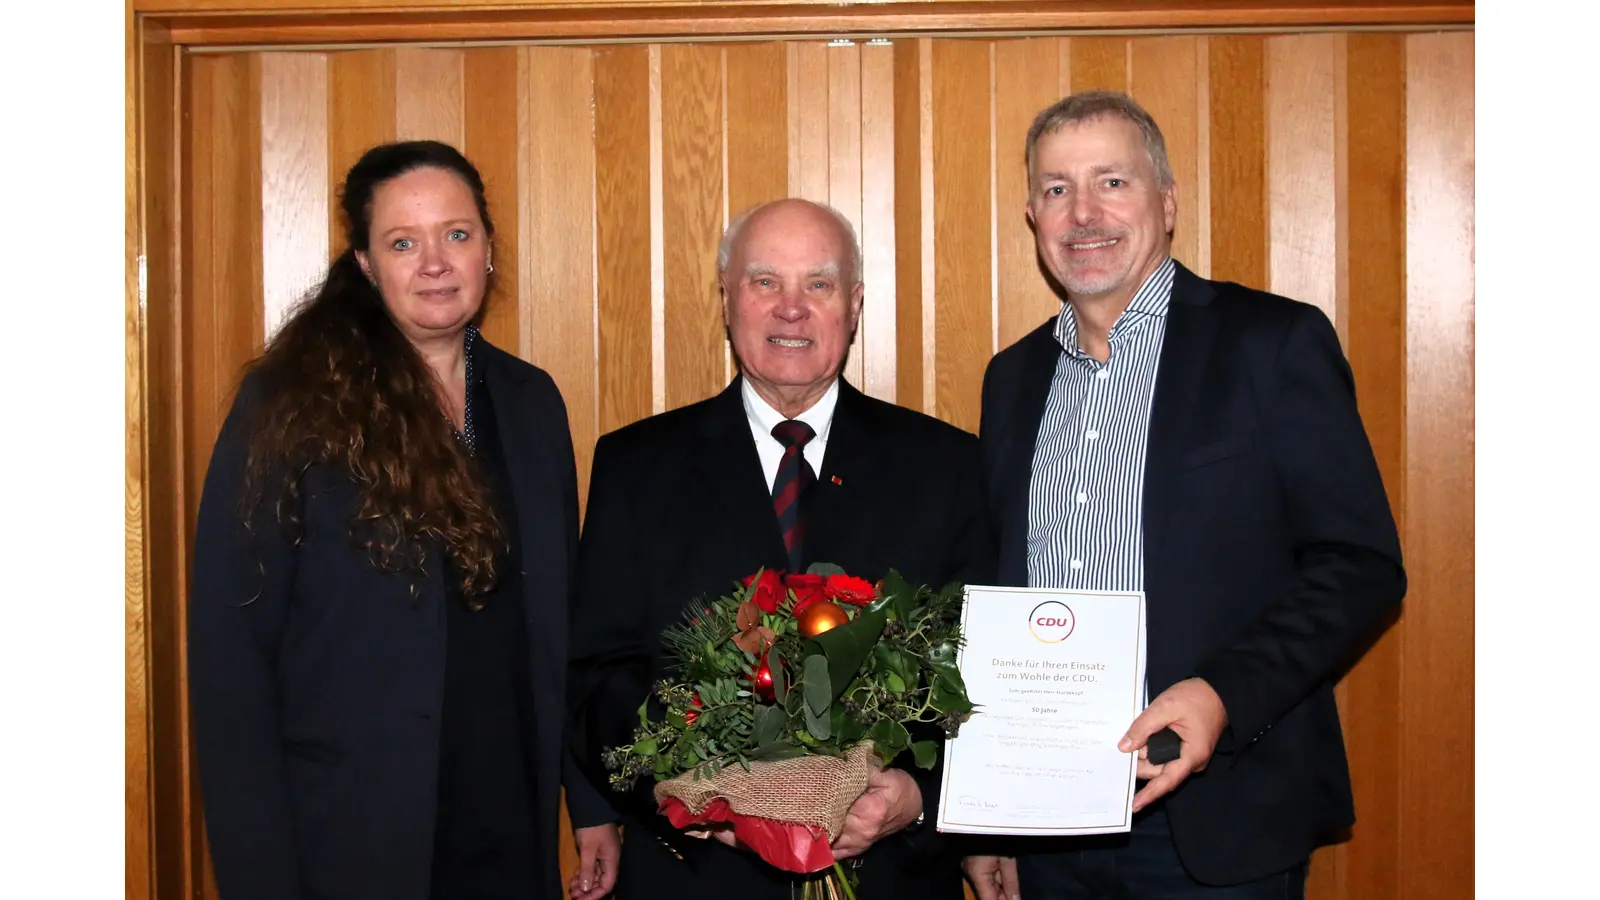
150 30 1473 900
464 47 523 353
859 42 898 401
1069 36 1129 92
1401 30 1474 900
892 39 929 413
394 48 463 147
1266 34 1338 324
326 50 395 253
929 39 992 433
522 47 600 497
181 50 265 900
1208 36 1268 288
1130 36 1202 278
661 44 726 410
593 46 655 434
1318 32 1408 900
726 43 789 219
994 38 1065 351
258 53 328 337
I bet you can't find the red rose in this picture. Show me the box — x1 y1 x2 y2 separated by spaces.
786 573 828 616
824 574 877 606
743 569 786 614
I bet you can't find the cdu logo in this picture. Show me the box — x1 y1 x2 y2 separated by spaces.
1029 600 1076 643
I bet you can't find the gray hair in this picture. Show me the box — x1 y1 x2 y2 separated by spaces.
1025 90 1174 190
716 199 864 287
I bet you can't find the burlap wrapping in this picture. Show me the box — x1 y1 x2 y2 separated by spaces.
653 741 878 841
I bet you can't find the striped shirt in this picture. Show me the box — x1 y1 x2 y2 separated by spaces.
1026 258 1175 593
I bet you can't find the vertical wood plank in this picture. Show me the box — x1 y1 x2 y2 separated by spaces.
463 47 523 355
931 38 992 433
892 39 927 414
789 41 830 203
1194 38 1212 279
594 46 655 434
726 42 789 218
394 48 464 147
1309 31 1408 900
859 42 897 401
1067 36 1128 92
135 24 183 900
326 49 395 253
522 47 599 506
1265 34 1338 324
1129 36 1201 274
1403 30 1474 900
1207 36 1267 288
828 43 865 389
661 44 727 409
259 52 329 340
994 38 1063 352
180 52 264 900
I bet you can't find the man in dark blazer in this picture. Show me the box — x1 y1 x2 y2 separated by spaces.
964 92 1405 900
568 198 994 899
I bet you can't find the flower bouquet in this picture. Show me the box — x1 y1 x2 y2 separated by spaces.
602 564 974 899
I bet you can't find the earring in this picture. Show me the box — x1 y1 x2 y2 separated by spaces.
486 263 495 274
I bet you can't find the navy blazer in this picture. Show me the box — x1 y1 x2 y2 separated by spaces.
567 377 995 899
979 262 1405 885
188 340 602 900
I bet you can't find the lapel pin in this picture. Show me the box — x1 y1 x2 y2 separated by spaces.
831 475 843 486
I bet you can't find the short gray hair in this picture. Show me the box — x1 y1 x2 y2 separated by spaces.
717 199 864 287
1025 90 1174 190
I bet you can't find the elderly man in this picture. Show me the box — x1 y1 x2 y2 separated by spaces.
965 91 1405 900
568 198 994 898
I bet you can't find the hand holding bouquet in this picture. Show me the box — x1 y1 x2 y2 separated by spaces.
603 564 973 898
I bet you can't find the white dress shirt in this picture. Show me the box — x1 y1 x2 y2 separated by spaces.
741 377 839 491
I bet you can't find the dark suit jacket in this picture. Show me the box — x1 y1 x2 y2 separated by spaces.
188 340 609 900
568 377 995 899
979 262 1405 885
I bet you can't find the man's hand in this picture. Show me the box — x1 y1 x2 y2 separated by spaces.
1120 677 1228 812
570 823 621 900
963 855 1020 900
830 768 924 860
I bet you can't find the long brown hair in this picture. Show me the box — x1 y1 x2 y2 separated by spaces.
237 141 504 596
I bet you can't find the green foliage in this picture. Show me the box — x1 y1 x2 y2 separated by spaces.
602 567 974 791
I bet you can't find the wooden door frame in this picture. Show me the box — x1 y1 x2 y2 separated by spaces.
125 3 1475 899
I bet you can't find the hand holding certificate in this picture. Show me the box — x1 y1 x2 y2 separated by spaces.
935 586 1147 836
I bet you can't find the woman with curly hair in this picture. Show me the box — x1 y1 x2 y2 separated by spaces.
188 140 619 900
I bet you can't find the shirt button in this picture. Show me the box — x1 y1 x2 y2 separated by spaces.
1070 560 1083 570
1086 429 1099 440
1096 369 1109 381
1075 492 1088 504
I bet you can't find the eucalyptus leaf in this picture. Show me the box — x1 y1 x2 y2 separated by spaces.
802 654 833 717
804 702 832 740
806 562 847 577
754 704 785 746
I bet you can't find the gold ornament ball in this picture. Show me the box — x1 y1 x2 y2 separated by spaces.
797 602 850 638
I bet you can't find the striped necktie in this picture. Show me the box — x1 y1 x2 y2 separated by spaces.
770 420 816 572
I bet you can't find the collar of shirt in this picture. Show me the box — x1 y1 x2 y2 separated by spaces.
741 376 839 490
1052 257 1177 359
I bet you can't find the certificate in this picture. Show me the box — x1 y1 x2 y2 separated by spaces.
935 586 1146 835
